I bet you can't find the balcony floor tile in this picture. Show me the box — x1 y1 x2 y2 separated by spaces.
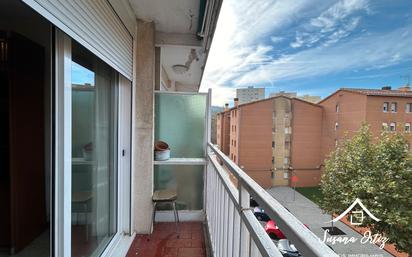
126 222 206 257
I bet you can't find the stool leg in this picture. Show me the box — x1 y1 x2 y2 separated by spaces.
173 201 179 236
151 202 157 231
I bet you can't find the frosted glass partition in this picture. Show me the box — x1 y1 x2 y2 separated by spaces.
154 165 204 210
155 93 206 157
154 93 207 210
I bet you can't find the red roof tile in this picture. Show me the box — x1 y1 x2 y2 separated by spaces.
341 88 412 97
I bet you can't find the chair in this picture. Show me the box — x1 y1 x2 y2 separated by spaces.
151 189 179 236
72 191 92 241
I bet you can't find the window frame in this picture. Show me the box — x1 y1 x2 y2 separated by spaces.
405 122 411 133
390 122 396 132
406 103 412 113
391 102 397 113
383 102 389 112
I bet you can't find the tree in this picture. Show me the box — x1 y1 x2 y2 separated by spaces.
321 124 412 254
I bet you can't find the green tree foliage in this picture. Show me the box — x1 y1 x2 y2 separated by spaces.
321 124 412 254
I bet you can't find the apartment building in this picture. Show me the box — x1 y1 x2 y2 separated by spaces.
236 86 265 104
216 103 231 155
219 96 322 188
320 86 412 160
217 86 412 188
269 91 297 98
269 91 321 103
300 94 321 103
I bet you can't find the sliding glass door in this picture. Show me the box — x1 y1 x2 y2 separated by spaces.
70 41 118 257
55 30 121 257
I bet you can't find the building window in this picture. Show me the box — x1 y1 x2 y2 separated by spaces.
234 155 236 162
336 104 340 112
391 102 397 113
234 140 236 147
383 102 389 112
284 157 289 165
272 141 275 148
405 123 411 133
272 157 274 164
382 122 389 131
285 127 291 134
390 122 396 132
285 141 290 149
335 122 339 131
406 103 412 113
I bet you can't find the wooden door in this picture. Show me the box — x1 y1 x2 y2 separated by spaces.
8 31 46 253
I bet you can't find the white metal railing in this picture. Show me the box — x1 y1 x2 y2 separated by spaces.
205 143 339 257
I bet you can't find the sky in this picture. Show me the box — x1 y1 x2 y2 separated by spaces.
199 0 412 107
72 62 95 86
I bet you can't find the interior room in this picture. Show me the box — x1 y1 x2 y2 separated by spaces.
0 0 52 256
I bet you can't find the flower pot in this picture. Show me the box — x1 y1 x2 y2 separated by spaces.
82 148 93 161
155 141 169 151
154 149 170 161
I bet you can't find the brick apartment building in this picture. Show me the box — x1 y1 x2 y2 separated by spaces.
216 86 412 188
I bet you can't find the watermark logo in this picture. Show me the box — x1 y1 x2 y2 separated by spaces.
321 198 389 249
326 198 380 225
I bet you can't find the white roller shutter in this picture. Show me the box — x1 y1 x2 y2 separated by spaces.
23 0 133 80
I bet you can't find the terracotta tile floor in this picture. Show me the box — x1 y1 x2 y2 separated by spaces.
126 222 207 257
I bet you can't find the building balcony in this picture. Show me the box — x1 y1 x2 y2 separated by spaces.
128 143 337 256
129 89 337 257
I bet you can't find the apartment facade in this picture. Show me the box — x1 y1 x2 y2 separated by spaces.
217 86 412 188
216 104 231 155
269 91 321 103
219 96 322 188
320 87 412 160
236 86 265 104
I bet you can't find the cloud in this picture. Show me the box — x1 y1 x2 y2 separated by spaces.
202 0 329 91
234 26 412 85
200 0 410 100
270 36 284 44
200 78 236 106
291 0 368 48
310 0 369 31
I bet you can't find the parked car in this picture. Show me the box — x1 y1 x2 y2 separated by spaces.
265 220 309 240
250 197 259 207
265 220 286 239
275 239 302 257
253 207 271 222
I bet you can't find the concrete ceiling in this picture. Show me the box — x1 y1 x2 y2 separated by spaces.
128 0 200 34
161 46 205 88
127 0 221 92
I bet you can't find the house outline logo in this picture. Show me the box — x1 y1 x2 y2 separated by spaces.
326 198 381 225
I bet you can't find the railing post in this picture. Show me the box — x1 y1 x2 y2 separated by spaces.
239 183 250 257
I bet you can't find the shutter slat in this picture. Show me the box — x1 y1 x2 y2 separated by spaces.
24 0 133 80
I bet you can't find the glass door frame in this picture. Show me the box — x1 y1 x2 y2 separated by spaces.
54 28 132 257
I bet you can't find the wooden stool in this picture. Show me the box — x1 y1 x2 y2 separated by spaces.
152 189 179 236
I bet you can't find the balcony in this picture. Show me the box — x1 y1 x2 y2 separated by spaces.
129 92 336 256
128 90 337 256
203 143 338 257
